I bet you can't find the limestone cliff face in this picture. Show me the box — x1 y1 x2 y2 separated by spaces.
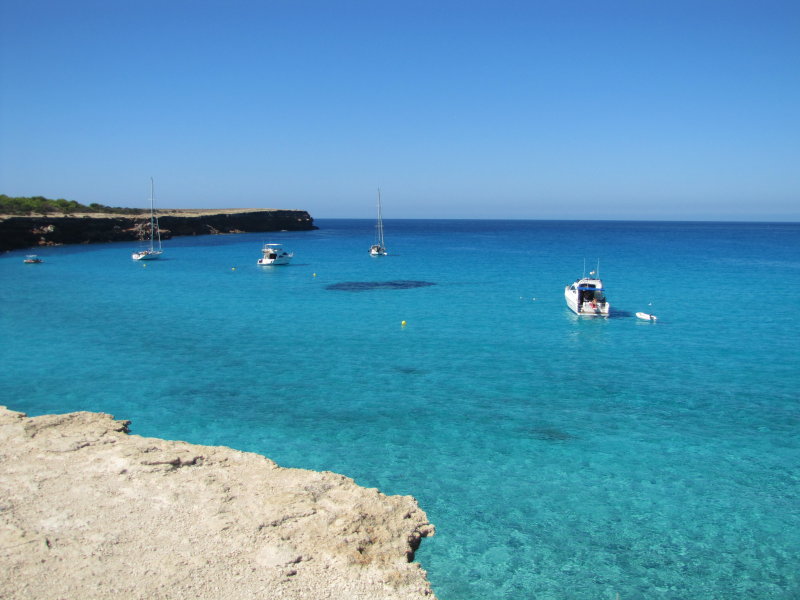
0 407 436 600
0 209 317 252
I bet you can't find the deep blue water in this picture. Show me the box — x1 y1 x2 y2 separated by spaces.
2 219 799 599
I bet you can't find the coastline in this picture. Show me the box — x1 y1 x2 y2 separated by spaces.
0 406 436 599
0 209 317 252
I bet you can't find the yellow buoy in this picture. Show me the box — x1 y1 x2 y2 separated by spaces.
231 267 236 271
401 320 407 327
313 273 317 277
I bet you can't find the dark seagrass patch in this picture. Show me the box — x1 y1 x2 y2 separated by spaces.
325 280 436 292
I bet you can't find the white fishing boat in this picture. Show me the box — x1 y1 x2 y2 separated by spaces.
636 312 657 321
369 188 387 256
132 178 163 261
564 263 610 317
257 243 293 265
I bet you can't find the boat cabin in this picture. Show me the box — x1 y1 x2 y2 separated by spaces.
575 280 606 306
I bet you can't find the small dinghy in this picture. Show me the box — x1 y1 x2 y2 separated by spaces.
636 312 657 321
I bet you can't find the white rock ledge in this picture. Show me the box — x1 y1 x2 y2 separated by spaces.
0 407 437 600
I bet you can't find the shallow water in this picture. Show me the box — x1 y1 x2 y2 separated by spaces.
2 219 799 599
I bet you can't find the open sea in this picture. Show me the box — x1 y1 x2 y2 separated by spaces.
1 218 799 599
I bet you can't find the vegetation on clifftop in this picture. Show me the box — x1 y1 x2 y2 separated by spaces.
0 194 142 216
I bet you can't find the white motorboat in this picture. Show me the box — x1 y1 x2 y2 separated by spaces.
23 255 43 263
132 178 164 261
369 188 387 256
565 268 610 317
636 312 657 321
257 243 293 265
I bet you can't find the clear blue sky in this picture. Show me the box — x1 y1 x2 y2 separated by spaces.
1 0 798 220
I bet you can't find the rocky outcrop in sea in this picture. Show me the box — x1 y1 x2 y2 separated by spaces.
0 407 436 600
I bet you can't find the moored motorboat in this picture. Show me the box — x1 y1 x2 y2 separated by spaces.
565 270 610 317
23 255 43 263
257 243 293 265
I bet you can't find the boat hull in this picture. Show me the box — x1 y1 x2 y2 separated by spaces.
257 257 292 265
132 250 163 261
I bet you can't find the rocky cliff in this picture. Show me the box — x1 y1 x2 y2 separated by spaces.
0 407 436 600
0 209 316 252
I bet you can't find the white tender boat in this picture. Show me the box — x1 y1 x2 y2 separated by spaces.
369 188 387 256
132 178 164 261
257 243 293 265
565 271 610 317
636 311 657 321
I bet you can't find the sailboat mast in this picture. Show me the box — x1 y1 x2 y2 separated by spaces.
149 177 155 251
376 187 384 247
148 177 162 251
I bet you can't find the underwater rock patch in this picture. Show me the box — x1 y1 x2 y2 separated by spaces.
528 427 575 442
325 280 436 292
394 366 429 375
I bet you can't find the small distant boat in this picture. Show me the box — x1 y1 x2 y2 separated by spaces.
564 262 610 317
23 255 43 263
257 243 293 265
369 188 387 256
132 178 164 261
636 312 657 321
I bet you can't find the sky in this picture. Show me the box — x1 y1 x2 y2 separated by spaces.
1 0 798 220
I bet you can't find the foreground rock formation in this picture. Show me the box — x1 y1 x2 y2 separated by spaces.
0 209 317 252
0 407 436 600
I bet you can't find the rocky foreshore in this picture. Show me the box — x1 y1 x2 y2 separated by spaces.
0 407 436 600
0 209 317 252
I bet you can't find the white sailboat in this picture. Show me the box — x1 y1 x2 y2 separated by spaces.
369 188 387 256
132 178 163 261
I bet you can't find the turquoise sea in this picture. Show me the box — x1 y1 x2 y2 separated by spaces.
2 219 799 599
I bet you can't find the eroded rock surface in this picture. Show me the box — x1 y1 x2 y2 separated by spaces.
0 407 436 599
0 209 316 251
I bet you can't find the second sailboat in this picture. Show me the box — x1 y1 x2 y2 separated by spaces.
132 178 164 261
369 188 387 256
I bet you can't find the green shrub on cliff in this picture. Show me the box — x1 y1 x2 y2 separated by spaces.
0 195 142 216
